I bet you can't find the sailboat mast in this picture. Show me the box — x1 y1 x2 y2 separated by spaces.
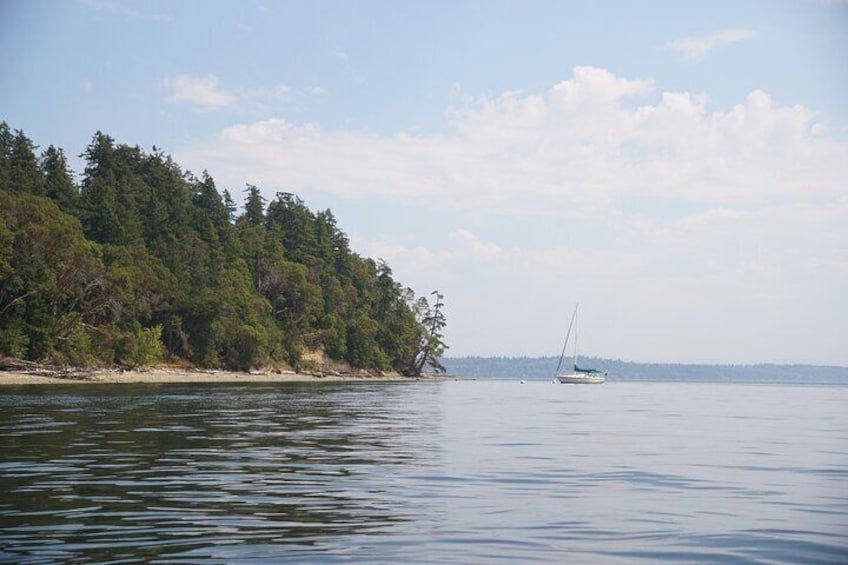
555 304 579 374
572 303 579 370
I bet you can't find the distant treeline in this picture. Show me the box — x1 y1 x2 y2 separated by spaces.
0 122 446 373
442 356 848 383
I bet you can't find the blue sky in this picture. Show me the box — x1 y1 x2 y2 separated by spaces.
3 0 848 364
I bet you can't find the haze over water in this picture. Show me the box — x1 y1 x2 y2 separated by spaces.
1 380 846 563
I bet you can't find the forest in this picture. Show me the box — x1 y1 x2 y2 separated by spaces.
0 122 446 375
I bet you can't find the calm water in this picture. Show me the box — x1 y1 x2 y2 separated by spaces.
1 380 846 563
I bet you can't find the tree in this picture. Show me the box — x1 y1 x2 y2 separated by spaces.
235 208 271 295
346 313 389 370
0 192 106 360
266 192 318 265
79 132 124 244
408 291 449 376
193 172 229 231
243 184 265 226
100 244 175 326
137 148 192 252
222 189 237 223
0 122 14 189
40 145 79 214
7 129 43 195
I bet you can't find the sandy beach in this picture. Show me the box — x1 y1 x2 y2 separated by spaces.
0 368 412 386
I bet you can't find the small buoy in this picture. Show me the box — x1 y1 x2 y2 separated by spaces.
520 379 525 384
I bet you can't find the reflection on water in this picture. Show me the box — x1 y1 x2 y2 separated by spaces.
0 383 443 563
1 381 846 563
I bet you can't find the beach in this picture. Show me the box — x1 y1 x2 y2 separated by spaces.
0 368 410 385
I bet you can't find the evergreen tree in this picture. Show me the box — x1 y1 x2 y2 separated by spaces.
408 291 449 375
7 129 43 195
192 172 235 256
40 145 79 214
0 122 14 189
266 192 319 265
243 184 265 225
222 189 237 223
79 132 122 244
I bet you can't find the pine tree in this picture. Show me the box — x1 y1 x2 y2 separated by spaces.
0 122 14 189
7 129 43 195
40 145 79 214
408 291 449 375
243 184 265 225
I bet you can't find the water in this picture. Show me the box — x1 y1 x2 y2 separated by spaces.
1 380 846 563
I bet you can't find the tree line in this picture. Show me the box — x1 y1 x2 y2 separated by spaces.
0 122 447 374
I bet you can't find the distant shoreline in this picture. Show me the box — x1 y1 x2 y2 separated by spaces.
0 368 427 386
441 356 848 383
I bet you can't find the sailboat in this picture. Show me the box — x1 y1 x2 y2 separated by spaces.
554 304 606 384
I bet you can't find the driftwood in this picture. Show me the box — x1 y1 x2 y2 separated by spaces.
0 356 405 381
0 356 94 380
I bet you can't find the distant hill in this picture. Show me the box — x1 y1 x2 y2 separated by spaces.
441 356 848 384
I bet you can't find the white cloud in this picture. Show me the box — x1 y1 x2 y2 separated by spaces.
244 84 291 105
178 66 846 211
668 28 759 62
451 229 503 261
164 74 236 111
162 76 299 115
81 0 171 23
174 66 848 363
365 239 453 271
271 84 291 97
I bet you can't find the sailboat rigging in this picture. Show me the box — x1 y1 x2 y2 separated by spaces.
554 304 606 384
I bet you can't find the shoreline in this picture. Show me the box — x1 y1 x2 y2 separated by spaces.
0 368 424 386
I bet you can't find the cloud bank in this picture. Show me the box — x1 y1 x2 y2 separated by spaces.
179 66 844 212
175 66 848 363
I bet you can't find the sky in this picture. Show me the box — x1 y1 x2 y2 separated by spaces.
2 0 848 365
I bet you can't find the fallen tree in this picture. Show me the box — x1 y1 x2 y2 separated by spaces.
0 356 93 380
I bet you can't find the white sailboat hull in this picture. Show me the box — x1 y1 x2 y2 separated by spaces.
555 372 606 384
553 304 607 384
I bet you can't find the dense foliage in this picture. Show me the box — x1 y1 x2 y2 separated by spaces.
0 123 447 374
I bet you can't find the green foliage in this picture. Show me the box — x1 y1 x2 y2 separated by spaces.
60 324 98 367
0 123 13 189
0 190 105 360
407 291 449 376
7 128 43 196
346 314 390 370
109 322 165 367
41 145 79 214
0 324 28 359
0 125 447 372
243 184 265 225
101 244 175 325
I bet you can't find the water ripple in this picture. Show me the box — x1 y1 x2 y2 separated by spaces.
1 381 846 563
